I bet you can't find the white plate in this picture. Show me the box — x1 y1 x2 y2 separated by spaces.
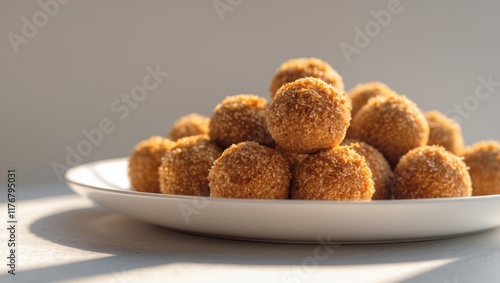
66 157 500 244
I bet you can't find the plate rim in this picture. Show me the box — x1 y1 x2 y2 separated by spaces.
65 157 500 206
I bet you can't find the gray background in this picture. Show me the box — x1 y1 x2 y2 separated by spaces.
1 0 499 185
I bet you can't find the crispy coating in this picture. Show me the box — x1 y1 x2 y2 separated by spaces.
267 77 351 154
291 146 374 201
462 141 500 196
270 57 345 100
209 94 274 148
348 81 397 119
274 145 307 171
128 136 175 193
159 135 222 196
393 146 472 199
208 142 291 199
341 139 393 200
349 95 429 168
167 113 210 140
424 110 464 155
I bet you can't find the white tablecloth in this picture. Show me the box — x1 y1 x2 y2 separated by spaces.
2 183 500 283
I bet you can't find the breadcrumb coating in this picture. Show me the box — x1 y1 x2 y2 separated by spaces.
341 139 393 200
425 110 464 155
270 57 345 101
209 94 274 148
274 145 307 171
167 113 210 141
159 135 222 196
208 142 291 199
393 146 472 199
462 141 500 196
267 77 351 154
348 81 397 119
291 146 375 201
350 95 429 167
128 136 175 193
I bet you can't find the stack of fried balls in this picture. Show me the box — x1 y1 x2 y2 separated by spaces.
128 57 500 200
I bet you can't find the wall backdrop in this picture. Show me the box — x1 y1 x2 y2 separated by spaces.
1 0 499 185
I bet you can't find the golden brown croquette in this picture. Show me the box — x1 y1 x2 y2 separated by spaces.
208 141 291 199
348 81 397 119
274 145 307 172
392 146 472 199
341 139 393 200
291 146 375 201
349 95 429 167
462 141 500 196
269 58 345 100
267 77 351 154
424 110 464 155
128 136 175 193
167 113 210 141
209 94 274 148
159 135 222 196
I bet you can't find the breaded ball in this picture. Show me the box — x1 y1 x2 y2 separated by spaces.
291 146 375 201
209 94 274 148
462 141 500 196
350 95 429 167
270 57 345 100
341 139 393 200
425 110 464 155
348 81 397 119
167 113 210 140
393 146 472 199
159 135 222 196
267 77 351 154
208 142 291 199
274 145 307 171
128 136 175 193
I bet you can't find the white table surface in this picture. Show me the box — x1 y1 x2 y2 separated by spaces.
1 183 500 283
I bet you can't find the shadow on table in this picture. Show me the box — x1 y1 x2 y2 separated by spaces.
13 206 500 282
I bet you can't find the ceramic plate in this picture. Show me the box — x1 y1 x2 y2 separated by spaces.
66 158 500 244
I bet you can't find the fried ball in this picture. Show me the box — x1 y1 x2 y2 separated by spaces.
159 135 222 196
167 113 210 140
270 57 345 100
341 139 393 200
424 110 464 155
349 95 429 168
291 146 375 201
393 146 472 199
274 145 307 171
348 81 397 119
128 136 175 193
209 94 274 148
208 141 291 199
462 141 500 196
267 77 351 154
